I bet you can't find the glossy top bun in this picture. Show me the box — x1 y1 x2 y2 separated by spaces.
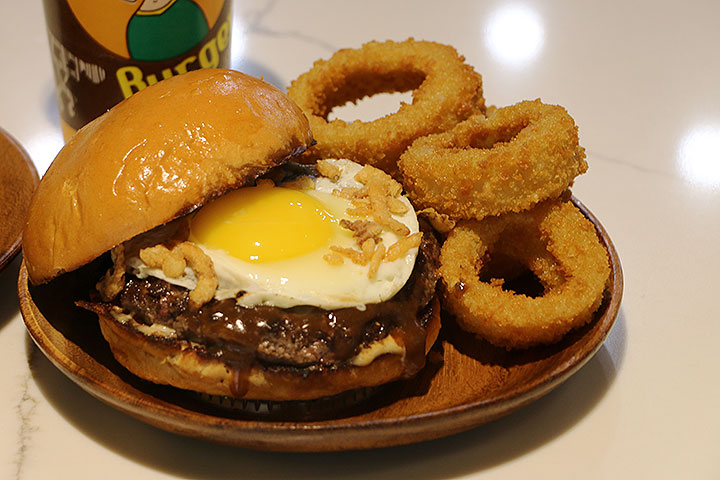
23 69 313 285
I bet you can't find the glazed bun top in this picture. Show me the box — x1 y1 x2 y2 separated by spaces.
23 69 314 285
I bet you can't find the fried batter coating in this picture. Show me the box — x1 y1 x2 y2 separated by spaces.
140 244 186 278
353 166 410 236
367 242 386 279
399 100 587 220
282 175 315 190
325 163 421 277
139 241 218 310
316 159 342 180
288 39 486 177
417 208 456 235
322 251 344 266
340 219 384 244
439 199 610 349
96 245 126 301
330 245 367 265
385 233 423 262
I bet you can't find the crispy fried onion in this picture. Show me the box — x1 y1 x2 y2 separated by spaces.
399 99 588 220
96 245 126 302
439 199 610 349
318 161 422 277
287 39 485 177
139 242 218 310
281 175 315 190
417 208 456 235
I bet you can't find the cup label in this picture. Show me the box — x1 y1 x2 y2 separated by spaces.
43 0 232 136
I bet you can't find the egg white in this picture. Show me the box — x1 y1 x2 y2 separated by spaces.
126 159 420 310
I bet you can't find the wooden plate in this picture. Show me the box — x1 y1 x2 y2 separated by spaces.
18 198 622 452
0 128 38 270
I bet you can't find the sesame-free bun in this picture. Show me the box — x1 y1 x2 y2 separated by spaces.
23 69 313 285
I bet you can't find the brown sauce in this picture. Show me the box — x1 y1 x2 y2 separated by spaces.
114 229 440 378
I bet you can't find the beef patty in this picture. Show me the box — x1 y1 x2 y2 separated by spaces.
83 228 440 377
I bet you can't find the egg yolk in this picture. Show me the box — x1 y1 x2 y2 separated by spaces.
189 183 337 263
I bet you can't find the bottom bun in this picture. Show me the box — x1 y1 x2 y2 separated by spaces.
97 297 441 401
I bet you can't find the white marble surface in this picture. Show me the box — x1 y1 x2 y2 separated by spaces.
1 0 719 478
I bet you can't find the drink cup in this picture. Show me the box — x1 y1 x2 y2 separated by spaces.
43 0 232 141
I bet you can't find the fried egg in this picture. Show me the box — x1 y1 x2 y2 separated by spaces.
126 159 420 310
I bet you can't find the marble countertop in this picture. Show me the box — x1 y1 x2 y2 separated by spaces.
1 0 719 478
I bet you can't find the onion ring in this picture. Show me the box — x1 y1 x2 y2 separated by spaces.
480 224 567 292
439 199 610 349
399 99 587 220
287 39 485 177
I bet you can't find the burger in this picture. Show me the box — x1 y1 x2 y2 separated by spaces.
22 69 441 402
